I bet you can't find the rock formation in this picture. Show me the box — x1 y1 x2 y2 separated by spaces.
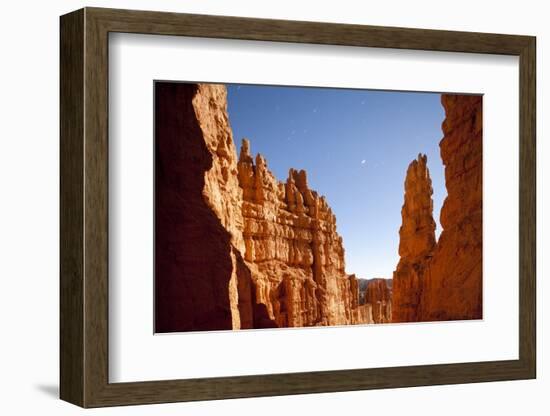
364 278 393 323
238 137 364 327
155 83 259 332
155 82 372 332
358 278 393 323
392 94 482 323
155 83 481 331
419 95 483 321
392 154 436 322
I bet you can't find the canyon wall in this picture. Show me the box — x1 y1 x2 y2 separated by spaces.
155 83 266 332
392 94 483 323
419 95 483 321
155 83 372 332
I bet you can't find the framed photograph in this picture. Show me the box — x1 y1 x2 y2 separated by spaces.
60 7 536 407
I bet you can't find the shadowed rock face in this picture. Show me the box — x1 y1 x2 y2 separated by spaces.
392 94 482 323
155 83 236 332
155 83 369 332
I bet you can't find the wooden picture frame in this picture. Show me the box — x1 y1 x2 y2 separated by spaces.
60 7 536 408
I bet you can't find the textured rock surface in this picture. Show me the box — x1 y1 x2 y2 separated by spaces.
364 278 393 323
392 94 482 323
392 154 436 322
155 83 241 332
155 83 370 332
238 139 364 327
155 85 482 330
419 95 483 321
357 278 393 323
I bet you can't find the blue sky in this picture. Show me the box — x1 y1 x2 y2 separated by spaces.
226 84 446 279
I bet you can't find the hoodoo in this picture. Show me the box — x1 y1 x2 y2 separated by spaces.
392 154 436 323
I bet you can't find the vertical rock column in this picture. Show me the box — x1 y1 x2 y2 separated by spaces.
392 154 436 323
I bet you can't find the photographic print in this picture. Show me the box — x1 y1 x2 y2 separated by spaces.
154 82 482 333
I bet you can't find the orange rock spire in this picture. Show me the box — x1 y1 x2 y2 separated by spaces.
392 154 436 322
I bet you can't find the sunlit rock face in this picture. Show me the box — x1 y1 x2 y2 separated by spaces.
418 95 483 321
237 138 369 327
392 154 437 323
155 84 481 332
392 94 483 323
155 83 370 332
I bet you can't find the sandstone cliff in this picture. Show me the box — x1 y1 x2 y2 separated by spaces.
419 95 483 321
392 94 482 323
155 83 264 332
155 83 372 332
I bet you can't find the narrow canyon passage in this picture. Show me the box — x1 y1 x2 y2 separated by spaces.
154 82 482 332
